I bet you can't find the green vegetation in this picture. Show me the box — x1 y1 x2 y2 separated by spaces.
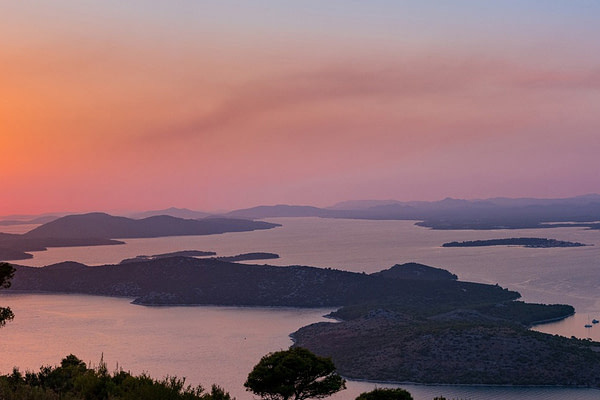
0 349 529 400
293 314 600 386
244 347 345 400
0 354 232 400
355 388 413 400
0 262 15 327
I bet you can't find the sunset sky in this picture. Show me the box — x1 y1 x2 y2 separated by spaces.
2 1 599 215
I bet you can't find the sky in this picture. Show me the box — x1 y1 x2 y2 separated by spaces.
1 1 600 215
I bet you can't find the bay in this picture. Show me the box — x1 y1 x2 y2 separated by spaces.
2 217 600 399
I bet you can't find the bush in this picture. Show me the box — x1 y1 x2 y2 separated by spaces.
0 355 232 400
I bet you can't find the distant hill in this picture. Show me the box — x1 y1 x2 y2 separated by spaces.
0 213 279 262
221 194 600 229
327 200 405 210
0 215 60 226
127 207 211 220
24 213 280 239
224 204 327 219
372 262 458 280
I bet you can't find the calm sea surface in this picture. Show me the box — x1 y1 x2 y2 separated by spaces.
1 217 599 399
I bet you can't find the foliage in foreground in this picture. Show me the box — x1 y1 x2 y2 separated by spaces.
244 347 345 400
0 354 232 400
0 262 16 327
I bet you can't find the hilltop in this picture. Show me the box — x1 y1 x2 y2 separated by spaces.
10 260 516 307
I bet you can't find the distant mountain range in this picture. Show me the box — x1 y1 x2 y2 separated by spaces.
126 207 211 220
0 215 61 226
220 194 600 229
3 194 600 232
24 213 278 239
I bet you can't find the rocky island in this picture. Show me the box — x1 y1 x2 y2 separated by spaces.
442 237 589 248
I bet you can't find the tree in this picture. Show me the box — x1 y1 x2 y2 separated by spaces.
244 347 346 400
355 388 413 400
0 262 15 328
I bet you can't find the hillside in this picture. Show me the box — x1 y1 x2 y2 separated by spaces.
8 260 520 309
0 213 279 262
292 313 600 386
24 213 279 239
9 260 517 307
9 258 593 386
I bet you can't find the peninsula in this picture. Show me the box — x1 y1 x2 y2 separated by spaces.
119 251 279 264
0 213 280 262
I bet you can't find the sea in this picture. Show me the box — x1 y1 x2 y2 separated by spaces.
1 217 599 400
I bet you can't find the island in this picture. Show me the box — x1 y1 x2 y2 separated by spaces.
215 252 280 262
0 213 280 262
119 251 279 264
442 237 589 248
7 258 600 387
120 250 218 264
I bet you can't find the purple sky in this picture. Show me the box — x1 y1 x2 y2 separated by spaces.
1 1 599 214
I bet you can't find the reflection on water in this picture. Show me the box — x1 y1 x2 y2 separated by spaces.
3 217 600 399
14 218 600 312
533 313 600 342
0 293 332 400
1 293 598 400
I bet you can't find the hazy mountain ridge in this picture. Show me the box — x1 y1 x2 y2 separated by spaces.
5 194 600 231
127 207 211 220
0 215 60 226
222 194 600 229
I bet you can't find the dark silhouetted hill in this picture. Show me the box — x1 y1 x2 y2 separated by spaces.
372 262 458 280
127 207 211 220
0 213 279 262
10 260 518 308
24 213 279 239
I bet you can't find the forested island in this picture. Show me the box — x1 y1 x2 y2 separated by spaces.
7 257 600 387
442 237 589 248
